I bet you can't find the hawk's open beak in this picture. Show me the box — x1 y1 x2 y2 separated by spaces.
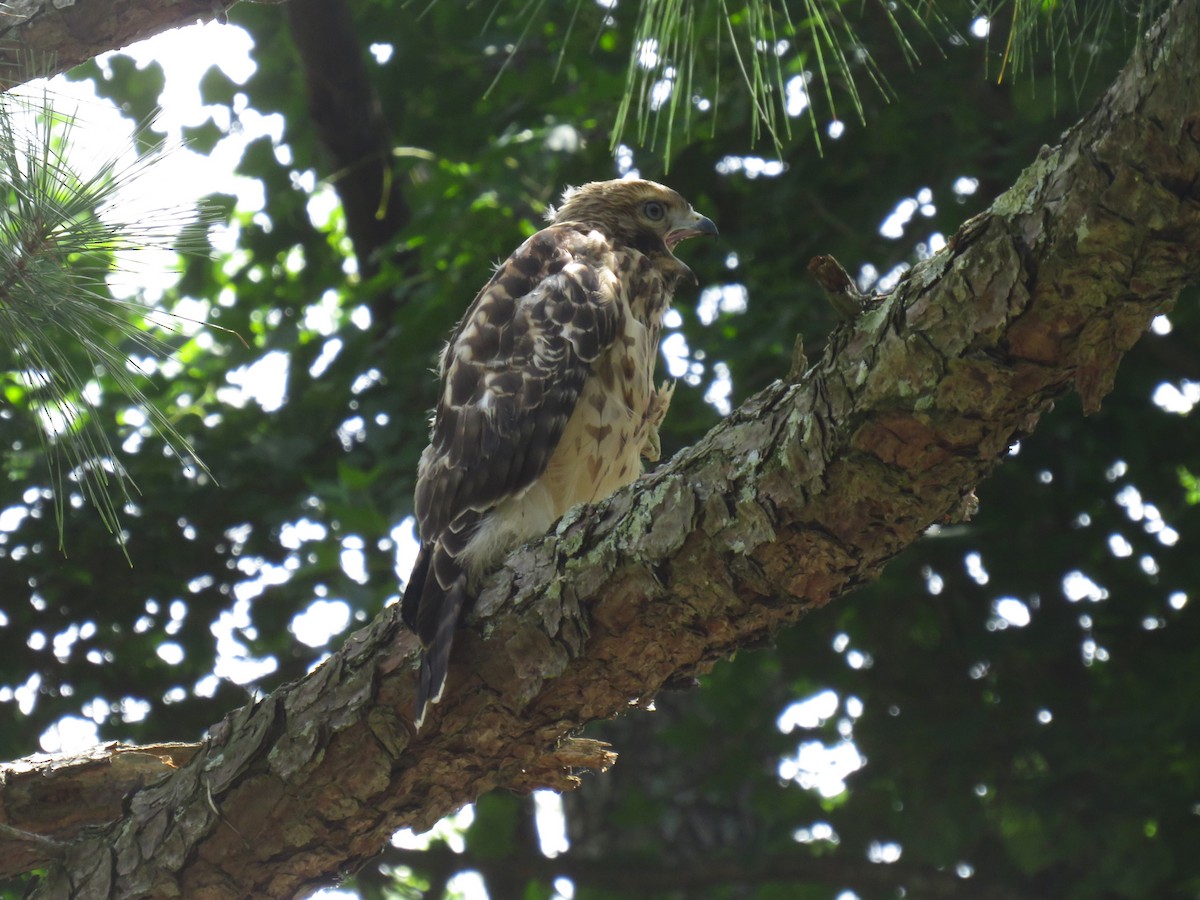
666 213 719 249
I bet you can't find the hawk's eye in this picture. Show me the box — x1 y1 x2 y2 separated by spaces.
642 200 666 222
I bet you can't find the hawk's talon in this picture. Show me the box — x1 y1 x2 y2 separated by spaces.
641 380 675 462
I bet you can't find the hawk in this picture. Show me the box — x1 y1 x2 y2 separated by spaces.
401 179 717 727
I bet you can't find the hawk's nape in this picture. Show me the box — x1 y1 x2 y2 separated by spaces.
401 179 717 729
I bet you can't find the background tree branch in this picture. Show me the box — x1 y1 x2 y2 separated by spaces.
7 1 1198 895
284 0 410 282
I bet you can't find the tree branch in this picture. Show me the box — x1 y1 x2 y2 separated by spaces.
9 0 1200 896
0 0 235 90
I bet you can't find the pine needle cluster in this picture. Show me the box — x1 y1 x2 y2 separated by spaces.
0 92 209 551
484 0 1167 155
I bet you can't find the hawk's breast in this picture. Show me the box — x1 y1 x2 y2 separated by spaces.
541 247 670 512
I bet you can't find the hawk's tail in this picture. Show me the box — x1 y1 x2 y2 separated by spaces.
400 547 430 634
403 544 470 730
414 574 467 729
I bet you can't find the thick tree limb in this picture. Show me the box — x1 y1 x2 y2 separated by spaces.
0 0 235 89
8 0 1200 895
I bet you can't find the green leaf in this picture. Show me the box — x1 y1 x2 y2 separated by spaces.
90 55 167 134
199 64 240 107
1180 465 1200 505
182 118 224 157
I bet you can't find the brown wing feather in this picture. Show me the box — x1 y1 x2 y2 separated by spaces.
402 223 623 725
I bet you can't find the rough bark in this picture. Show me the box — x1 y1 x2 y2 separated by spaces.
0 0 236 90
3 0 1199 896
0 744 200 880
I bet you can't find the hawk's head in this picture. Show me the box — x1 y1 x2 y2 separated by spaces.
549 179 718 264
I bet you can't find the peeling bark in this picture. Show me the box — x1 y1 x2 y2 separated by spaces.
3 0 1200 896
0 0 236 90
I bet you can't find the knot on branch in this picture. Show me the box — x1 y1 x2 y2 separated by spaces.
807 254 880 320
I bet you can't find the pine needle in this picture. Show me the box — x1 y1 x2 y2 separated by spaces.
0 91 214 554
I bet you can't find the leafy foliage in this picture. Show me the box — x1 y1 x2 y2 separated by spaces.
1 0 1196 898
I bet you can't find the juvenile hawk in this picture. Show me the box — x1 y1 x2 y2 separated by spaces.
402 179 717 727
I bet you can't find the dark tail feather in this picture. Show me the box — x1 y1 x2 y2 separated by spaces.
401 546 431 633
413 574 468 729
